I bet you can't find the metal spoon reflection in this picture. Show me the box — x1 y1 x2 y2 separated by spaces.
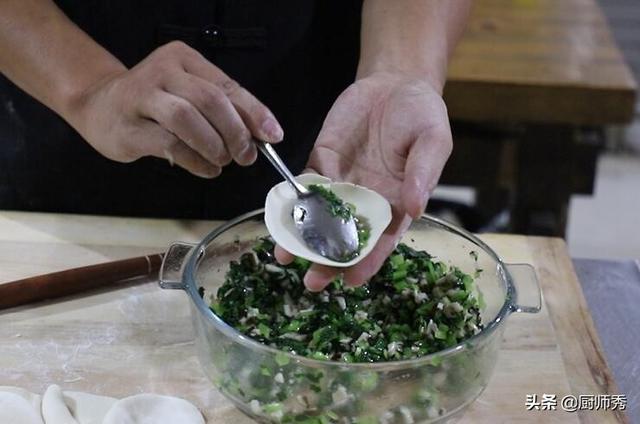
255 140 359 262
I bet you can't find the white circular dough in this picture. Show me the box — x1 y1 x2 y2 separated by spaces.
264 173 392 267
0 386 44 424
1 386 204 424
42 385 118 424
63 390 118 424
102 394 205 424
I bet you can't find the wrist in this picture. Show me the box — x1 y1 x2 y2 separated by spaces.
60 62 127 133
357 0 470 95
356 59 447 94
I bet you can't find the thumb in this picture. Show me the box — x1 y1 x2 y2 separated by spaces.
401 129 452 219
301 166 319 175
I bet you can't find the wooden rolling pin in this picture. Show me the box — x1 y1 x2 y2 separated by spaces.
0 253 163 310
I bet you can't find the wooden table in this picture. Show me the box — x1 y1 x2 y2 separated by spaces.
573 258 640 422
0 211 628 423
441 0 637 235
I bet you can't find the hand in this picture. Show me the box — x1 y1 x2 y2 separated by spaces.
66 41 283 178
276 72 452 291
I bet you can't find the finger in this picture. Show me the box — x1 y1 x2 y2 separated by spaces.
402 129 452 219
168 138 222 178
343 216 412 286
181 55 283 143
274 245 295 265
343 233 396 287
225 82 284 143
143 121 221 178
303 264 340 292
142 90 231 167
164 74 256 166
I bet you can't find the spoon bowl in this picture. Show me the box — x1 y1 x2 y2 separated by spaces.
293 193 359 262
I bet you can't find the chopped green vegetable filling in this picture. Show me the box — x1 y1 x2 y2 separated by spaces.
211 237 483 363
307 184 355 221
355 216 371 252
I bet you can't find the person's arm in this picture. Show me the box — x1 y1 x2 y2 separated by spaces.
358 0 472 93
0 0 124 122
276 0 472 290
356 0 472 219
0 0 283 177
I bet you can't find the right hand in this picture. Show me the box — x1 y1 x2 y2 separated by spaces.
67 41 283 178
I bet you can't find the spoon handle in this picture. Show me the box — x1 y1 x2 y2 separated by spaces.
255 139 308 196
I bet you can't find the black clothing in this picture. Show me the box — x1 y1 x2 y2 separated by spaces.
0 1 362 219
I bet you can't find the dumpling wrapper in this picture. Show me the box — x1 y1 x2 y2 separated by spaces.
265 174 392 267
102 394 205 424
42 385 117 424
0 386 204 424
0 386 43 424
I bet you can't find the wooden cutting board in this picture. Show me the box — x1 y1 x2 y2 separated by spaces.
0 211 627 423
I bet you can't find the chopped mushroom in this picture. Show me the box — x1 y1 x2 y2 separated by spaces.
210 237 483 362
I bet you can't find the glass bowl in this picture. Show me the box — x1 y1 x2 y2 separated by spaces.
159 210 541 423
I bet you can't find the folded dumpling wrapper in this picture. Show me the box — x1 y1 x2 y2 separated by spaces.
265 174 392 267
0 385 204 424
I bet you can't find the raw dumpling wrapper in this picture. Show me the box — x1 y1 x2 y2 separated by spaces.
265 174 392 267
103 394 205 424
42 385 116 424
1 386 205 424
0 386 44 424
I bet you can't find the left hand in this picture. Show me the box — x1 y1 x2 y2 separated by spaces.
275 72 453 291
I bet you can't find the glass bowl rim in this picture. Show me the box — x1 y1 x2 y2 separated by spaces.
182 209 516 370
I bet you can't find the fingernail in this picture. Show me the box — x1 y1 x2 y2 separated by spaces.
163 149 175 167
198 167 220 179
420 194 430 217
303 273 325 292
346 277 366 288
261 117 284 142
238 143 257 164
344 279 358 288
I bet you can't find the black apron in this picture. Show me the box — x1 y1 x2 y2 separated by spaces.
0 0 362 219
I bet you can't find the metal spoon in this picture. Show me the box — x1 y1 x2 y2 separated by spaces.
255 140 359 262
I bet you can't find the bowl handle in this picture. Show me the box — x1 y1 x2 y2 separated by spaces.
159 242 196 290
505 263 542 314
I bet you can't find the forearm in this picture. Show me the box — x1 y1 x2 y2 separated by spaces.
0 0 125 121
358 0 472 92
